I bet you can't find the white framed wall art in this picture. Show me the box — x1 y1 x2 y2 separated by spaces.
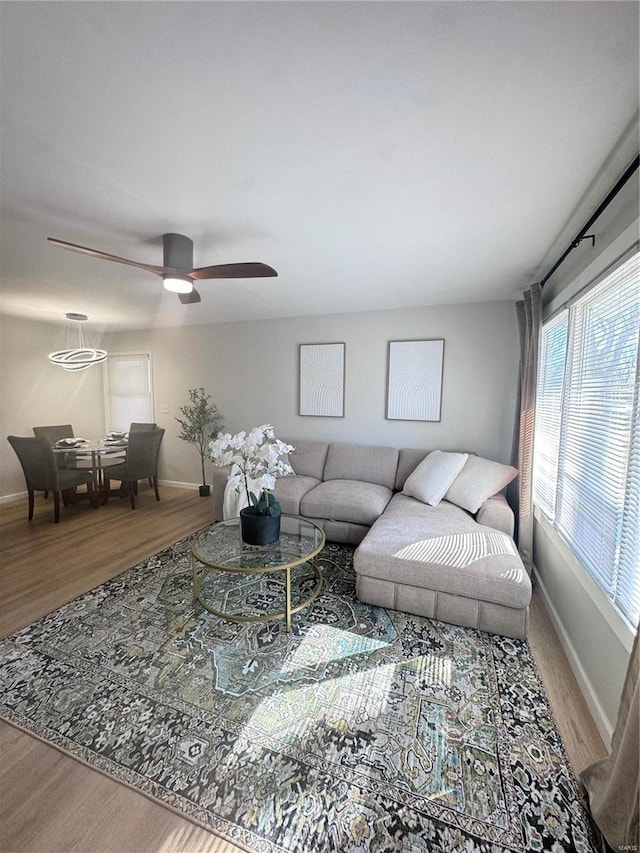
299 342 345 417
386 339 444 421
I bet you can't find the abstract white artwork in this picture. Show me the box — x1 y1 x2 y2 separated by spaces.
386 339 444 421
299 343 345 417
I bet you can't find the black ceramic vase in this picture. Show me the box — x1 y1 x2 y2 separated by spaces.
239 506 281 545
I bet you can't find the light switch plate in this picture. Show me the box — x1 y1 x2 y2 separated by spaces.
159 402 170 414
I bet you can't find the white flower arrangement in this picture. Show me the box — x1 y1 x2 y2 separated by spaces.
209 424 294 517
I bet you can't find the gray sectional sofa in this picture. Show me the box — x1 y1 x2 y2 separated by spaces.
211 439 532 639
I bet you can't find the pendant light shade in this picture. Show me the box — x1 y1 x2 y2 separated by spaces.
48 313 108 372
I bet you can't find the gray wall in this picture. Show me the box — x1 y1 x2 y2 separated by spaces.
1 300 518 497
101 300 518 489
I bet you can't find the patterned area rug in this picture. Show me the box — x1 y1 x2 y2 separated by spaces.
0 537 597 852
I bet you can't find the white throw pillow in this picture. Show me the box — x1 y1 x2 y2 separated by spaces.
402 450 469 506
445 455 518 514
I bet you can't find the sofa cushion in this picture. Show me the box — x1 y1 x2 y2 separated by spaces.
355 493 531 610
285 439 329 480
402 450 468 506
395 448 430 491
274 475 321 516
445 455 518 514
395 447 473 491
381 491 472 524
300 479 393 526
323 442 399 490
476 494 515 538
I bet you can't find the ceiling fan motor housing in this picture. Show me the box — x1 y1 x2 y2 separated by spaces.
163 233 194 271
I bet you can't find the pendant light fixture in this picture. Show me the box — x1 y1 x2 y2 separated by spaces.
48 312 108 372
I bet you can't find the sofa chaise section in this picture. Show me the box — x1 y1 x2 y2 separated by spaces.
354 492 531 638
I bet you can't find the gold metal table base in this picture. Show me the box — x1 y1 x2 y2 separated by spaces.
192 556 323 632
190 516 326 633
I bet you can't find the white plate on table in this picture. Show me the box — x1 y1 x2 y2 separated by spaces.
55 438 89 448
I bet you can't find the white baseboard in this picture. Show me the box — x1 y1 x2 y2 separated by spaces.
533 565 614 747
0 490 26 504
1 482 201 503
158 479 201 490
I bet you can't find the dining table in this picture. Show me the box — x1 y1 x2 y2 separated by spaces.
53 438 128 496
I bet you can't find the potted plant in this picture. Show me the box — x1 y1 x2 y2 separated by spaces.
176 388 224 496
209 424 294 544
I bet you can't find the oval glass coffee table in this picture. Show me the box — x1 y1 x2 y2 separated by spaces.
191 514 325 632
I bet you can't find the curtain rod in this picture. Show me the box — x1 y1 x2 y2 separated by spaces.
540 153 640 288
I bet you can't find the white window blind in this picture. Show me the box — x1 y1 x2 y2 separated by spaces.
104 352 154 433
532 312 568 518
618 392 639 620
533 251 640 628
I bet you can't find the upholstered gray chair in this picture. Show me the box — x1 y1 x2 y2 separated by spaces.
129 423 158 483
101 428 165 509
33 424 75 444
129 422 157 432
33 424 77 495
8 435 97 523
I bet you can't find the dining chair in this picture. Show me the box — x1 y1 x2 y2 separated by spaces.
33 424 75 444
8 435 97 523
129 422 157 431
129 423 158 483
33 423 78 497
101 428 165 509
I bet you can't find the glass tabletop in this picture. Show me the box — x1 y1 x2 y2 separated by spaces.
192 514 325 572
52 439 128 455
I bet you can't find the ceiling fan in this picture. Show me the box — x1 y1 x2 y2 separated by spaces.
47 233 277 304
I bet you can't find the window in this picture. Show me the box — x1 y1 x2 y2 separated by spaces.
533 251 640 628
533 312 568 519
103 352 154 433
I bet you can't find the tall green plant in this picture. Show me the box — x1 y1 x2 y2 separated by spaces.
175 388 224 487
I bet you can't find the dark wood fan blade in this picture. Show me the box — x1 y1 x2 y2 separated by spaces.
48 238 167 276
178 288 201 304
189 262 278 280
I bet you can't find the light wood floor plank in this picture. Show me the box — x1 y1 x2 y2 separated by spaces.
0 487 606 852
0 720 244 853
528 590 607 773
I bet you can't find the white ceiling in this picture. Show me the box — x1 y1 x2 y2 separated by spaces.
1 1 638 332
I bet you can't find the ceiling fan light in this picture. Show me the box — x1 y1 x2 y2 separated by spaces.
163 274 193 294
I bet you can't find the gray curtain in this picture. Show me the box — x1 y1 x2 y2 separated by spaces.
509 283 541 572
581 626 639 852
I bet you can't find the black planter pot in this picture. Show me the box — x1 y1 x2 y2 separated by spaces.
199 484 211 497
240 506 281 545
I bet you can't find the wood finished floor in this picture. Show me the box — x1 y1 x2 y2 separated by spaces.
0 486 607 853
